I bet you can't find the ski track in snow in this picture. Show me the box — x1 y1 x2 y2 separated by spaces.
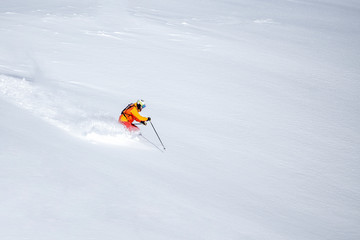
0 74 147 148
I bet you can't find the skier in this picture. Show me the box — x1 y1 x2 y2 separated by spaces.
119 99 151 132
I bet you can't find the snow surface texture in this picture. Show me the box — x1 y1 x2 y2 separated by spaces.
1 0 359 239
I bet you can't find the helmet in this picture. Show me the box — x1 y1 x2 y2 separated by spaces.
136 99 146 110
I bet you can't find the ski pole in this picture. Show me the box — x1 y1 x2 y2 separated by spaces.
150 121 166 150
139 133 164 153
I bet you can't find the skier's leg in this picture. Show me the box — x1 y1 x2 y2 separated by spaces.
120 121 139 132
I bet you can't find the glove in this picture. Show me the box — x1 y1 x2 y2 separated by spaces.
147 117 151 122
141 121 147 126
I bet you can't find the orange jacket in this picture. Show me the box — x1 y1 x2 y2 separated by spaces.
119 103 148 123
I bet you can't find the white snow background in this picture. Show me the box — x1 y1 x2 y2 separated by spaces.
0 0 359 239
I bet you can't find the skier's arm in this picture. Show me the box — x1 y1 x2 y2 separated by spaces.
130 108 148 122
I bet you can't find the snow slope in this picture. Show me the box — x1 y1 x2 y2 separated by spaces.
1 0 359 239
